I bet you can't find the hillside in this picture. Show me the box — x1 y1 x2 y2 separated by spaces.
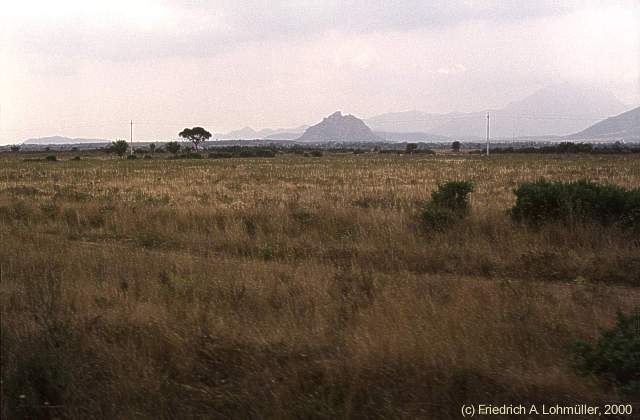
566 106 640 141
217 125 309 140
374 131 450 142
366 84 628 139
297 111 381 142
23 136 110 144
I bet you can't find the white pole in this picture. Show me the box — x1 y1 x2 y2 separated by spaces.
486 112 490 156
130 120 134 156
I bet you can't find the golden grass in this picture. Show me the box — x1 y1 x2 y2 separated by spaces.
1 152 639 419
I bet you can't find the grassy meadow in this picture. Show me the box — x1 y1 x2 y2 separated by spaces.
1 151 639 419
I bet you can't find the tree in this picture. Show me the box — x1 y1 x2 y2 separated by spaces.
179 127 211 151
406 143 418 154
452 141 461 152
110 140 129 157
149 143 156 154
10 145 20 152
165 141 181 155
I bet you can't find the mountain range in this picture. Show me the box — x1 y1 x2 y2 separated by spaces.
19 84 638 145
566 106 640 141
23 136 110 145
365 84 629 139
213 83 630 141
215 125 309 140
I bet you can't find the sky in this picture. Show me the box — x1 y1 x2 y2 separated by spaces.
1 0 639 144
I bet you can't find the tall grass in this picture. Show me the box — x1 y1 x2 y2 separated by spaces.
1 152 639 418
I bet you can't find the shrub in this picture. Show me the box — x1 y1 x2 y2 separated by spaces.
169 152 202 159
310 150 323 157
127 154 137 160
208 151 233 159
110 140 129 157
72 156 81 161
430 180 475 214
207 147 276 158
165 141 181 155
511 179 640 228
421 180 475 230
45 155 57 161
4 346 70 419
572 310 640 395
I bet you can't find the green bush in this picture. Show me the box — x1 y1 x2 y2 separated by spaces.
310 150 323 157
207 147 276 158
421 180 475 230
5 349 70 419
45 155 57 161
170 152 202 159
572 310 640 395
511 179 640 228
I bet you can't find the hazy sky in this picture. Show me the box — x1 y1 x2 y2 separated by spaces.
1 0 639 143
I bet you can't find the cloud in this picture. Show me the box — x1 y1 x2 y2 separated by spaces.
437 64 467 75
3 0 632 61
1 0 638 144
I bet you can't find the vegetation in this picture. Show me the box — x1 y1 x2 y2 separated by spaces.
421 180 475 230
451 141 461 152
573 310 640 396
490 141 640 154
165 141 181 155
511 179 640 228
178 127 212 151
1 152 640 418
208 146 277 158
109 140 129 157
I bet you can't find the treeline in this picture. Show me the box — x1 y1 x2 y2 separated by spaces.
485 142 640 154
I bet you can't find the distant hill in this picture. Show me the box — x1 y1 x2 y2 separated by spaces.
566 106 640 141
217 125 309 140
263 131 306 140
297 111 381 142
23 136 111 144
374 131 450 142
366 84 628 139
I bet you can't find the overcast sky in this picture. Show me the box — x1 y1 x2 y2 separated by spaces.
1 0 639 143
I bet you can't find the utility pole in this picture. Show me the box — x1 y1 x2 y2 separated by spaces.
129 120 134 156
486 112 490 156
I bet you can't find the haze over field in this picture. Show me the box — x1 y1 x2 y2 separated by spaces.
1 0 639 144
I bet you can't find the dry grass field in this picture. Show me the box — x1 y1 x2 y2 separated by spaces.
1 151 639 419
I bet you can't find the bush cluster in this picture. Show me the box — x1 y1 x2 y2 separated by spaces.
175 152 204 159
511 179 640 228
572 310 640 395
491 142 640 155
208 147 276 158
421 180 475 230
